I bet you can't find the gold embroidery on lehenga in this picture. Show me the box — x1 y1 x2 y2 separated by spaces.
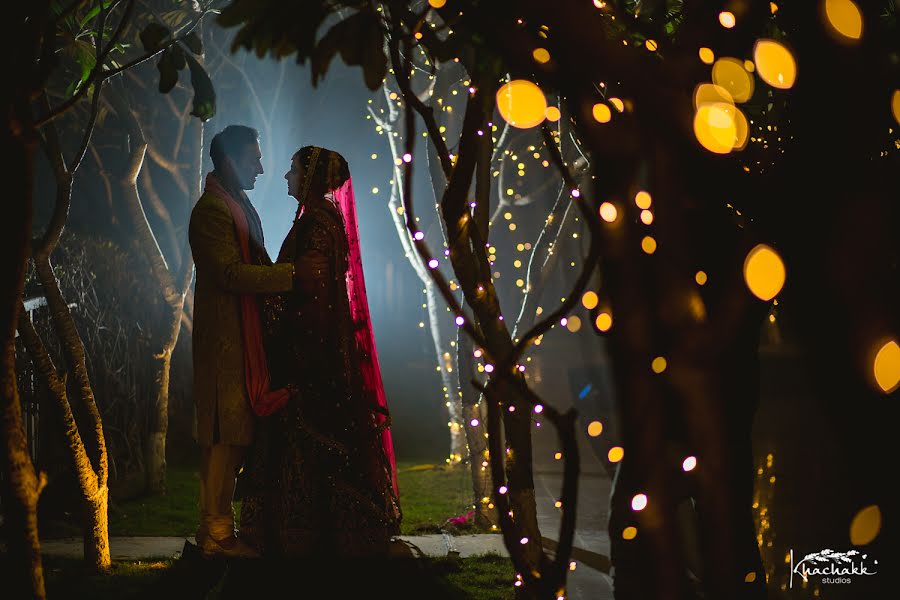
239 198 399 557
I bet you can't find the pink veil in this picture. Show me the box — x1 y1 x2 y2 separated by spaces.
333 177 399 500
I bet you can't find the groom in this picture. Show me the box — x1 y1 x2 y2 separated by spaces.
188 125 324 558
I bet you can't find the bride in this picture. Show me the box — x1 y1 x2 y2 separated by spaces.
239 146 401 557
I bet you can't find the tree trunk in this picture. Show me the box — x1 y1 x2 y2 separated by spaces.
457 327 496 527
0 90 47 600
34 93 112 568
374 92 468 462
83 484 110 569
145 352 171 494
32 255 112 571
112 81 199 494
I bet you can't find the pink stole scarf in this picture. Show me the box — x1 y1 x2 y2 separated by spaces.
204 172 290 417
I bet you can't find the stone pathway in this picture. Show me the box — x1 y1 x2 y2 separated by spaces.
29 534 509 562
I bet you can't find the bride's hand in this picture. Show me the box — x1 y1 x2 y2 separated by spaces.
293 252 329 285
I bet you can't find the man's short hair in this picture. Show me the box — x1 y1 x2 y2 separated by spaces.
209 125 260 171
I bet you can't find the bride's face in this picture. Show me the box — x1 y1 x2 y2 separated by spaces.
284 155 304 200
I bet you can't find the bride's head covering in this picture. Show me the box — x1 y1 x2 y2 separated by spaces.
294 145 350 206
294 145 399 502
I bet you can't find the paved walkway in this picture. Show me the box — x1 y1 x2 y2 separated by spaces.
529 348 616 600
31 534 510 561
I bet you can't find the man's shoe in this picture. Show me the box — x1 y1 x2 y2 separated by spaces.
200 533 260 559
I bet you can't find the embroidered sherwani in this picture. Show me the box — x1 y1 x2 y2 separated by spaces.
189 190 293 446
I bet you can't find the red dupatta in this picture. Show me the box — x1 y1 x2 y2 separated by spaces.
334 177 399 500
205 172 291 417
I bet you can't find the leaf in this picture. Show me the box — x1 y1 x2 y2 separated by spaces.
312 9 385 89
79 1 112 28
73 39 97 85
161 10 188 29
361 16 387 91
184 54 216 121
182 31 203 55
157 48 181 93
170 44 186 71
139 23 171 53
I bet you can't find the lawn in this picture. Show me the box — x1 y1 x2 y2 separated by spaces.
25 459 515 598
39 460 489 537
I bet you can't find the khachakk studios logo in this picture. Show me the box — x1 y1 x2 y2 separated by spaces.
789 548 878 588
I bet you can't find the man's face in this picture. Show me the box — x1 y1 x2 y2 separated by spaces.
230 141 264 190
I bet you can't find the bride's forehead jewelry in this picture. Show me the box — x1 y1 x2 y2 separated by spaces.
299 146 323 205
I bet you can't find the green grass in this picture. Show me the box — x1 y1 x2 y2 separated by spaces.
39 465 202 538
41 557 175 599
40 459 488 538
396 460 483 534
108 465 203 536
430 554 517 600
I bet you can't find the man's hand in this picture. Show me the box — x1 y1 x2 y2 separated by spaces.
294 252 329 285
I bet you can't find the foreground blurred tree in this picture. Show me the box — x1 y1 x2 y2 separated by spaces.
2 1 217 587
220 0 896 598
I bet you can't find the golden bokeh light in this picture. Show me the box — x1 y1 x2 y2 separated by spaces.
592 103 612 123
545 106 561 121
743 244 786 301
849 505 881 545
428 0 446 7
712 58 754 103
595 312 613 332
891 90 900 125
587 421 603 437
609 97 625 112
645 39 658 52
694 83 735 110
634 190 652 209
622 526 638 540
695 270 708 285
581 291 599 310
533 47 551 64
641 236 657 254
824 0 863 41
731 104 750 150
496 80 547 129
651 356 667 373
719 11 736 28
599 202 618 222
640 209 653 225
566 316 582 333
753 39 797 89
608 446 624 462
873 340 900 393
745 572 757 583
699 47 715 64
694 103 737 154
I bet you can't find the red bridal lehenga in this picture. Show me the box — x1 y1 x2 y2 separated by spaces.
239 174 401 557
